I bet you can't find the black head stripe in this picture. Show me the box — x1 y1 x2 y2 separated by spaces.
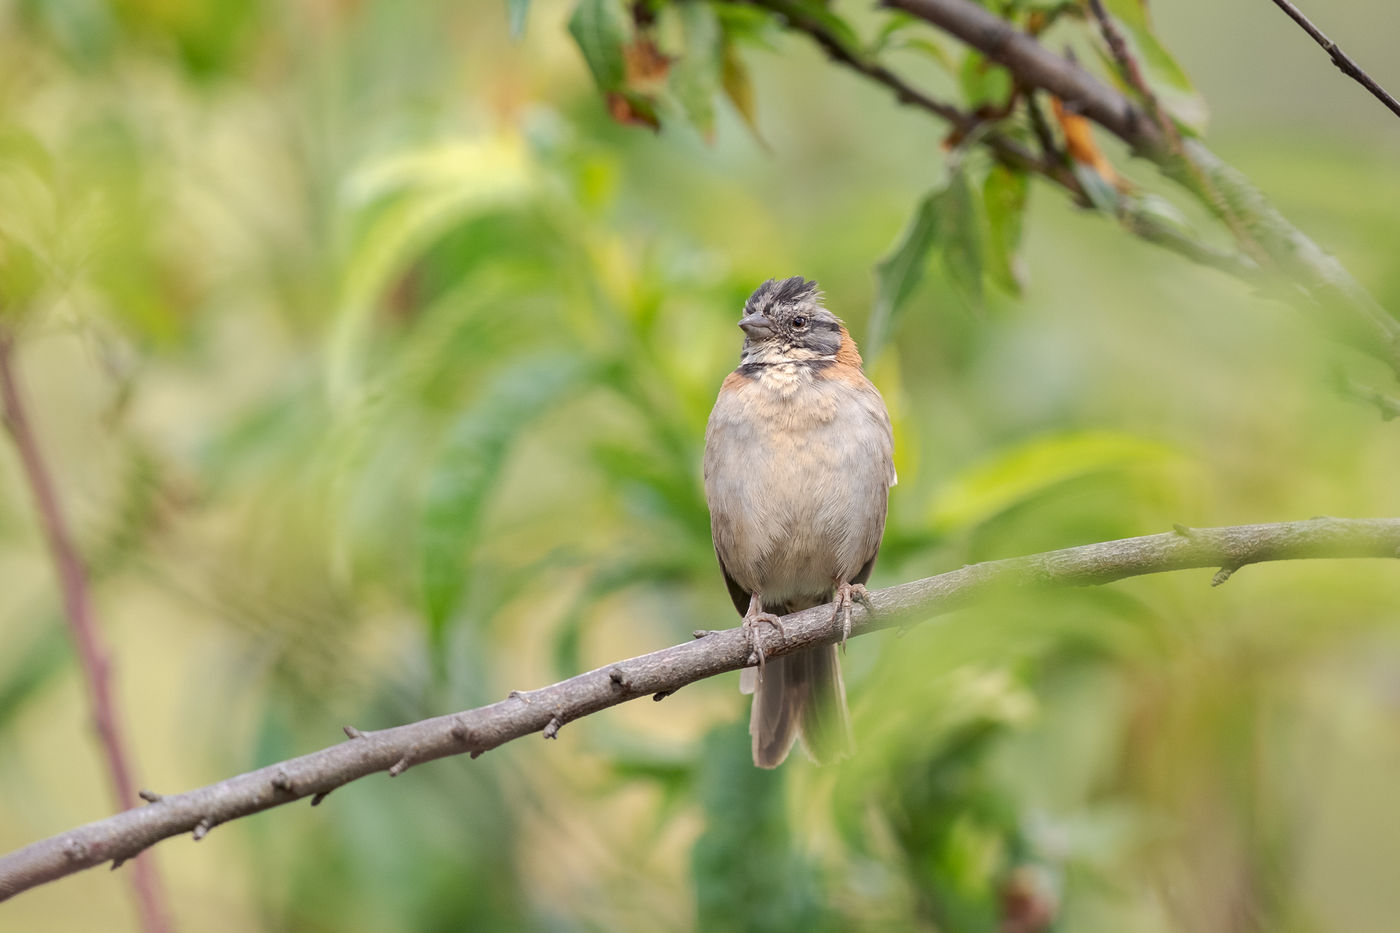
745 276 820 315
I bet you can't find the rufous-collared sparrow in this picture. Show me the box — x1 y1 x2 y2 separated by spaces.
704 276 896 768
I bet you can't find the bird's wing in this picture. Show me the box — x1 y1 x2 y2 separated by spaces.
715 548 752 616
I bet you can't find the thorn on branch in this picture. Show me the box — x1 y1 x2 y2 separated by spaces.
469 750 484 759
137 789 163 804
388 756 412 777
191 818 212 841
509 690 531 704
543 716 562 740
692 629 713 639
310 791 330 807
110 858 126 871
342 725 365 740
652 690 672 702
1172 523 1194 538
1211 566 1237 586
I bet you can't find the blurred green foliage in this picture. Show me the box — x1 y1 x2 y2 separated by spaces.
1 0 1399 931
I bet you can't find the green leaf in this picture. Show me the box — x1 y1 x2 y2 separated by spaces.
927 430 1179 534
719 40 763 141
958 51 1013 109
939 165 984 311
983 163 1029 295
328 136 535 404
505 0 530 39
1072 162 1120 214
671 2 724 138
567 0 629 92
869 185 943 359
419 354 586 641
692 719 837 933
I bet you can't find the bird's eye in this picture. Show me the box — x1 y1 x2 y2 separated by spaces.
792 315 808 329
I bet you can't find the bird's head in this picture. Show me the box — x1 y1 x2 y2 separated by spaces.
736 276 849 366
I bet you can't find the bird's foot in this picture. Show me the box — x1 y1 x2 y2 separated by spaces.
832 582 872 651
742 597 786 672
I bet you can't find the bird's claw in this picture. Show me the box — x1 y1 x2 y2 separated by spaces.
832 582 872 652
742 610 786 672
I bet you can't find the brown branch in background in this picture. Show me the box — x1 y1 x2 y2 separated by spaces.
0 330 173 933
737 0 1259 280
1 517 1398 902
1266 0 1400 121
1085 0 1173 138
876 0 1400 378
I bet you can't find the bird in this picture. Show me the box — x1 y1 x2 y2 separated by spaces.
703 276 896 768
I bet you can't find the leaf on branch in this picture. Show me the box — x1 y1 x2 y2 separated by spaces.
959 51 1014 110
869 163 986 353
568 0 629 92
869 185 942 358
420 355 587 642
939 164 984 312
927 430 1179 534
983 163 1029 295
670 2 724 140
567 0 669 130
720 40 763 142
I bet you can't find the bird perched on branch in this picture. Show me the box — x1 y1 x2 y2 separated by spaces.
703 277 896 768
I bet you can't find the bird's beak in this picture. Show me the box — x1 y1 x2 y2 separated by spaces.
738 313 773 338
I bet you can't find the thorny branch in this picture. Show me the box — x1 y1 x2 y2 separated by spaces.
1266 0 1400 121
2 517 1398 902
0 330 173 933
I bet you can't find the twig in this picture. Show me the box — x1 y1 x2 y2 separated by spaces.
1 517 1398 901
1085 0 1174 140
0 330 173 933
1084 0 1264 262
878 0 1400 377
737 0 1259 280
1266 0 1400 121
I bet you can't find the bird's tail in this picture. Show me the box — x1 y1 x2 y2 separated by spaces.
739 601 853 768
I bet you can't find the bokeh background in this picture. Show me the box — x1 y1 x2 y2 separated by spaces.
2 0 1400 930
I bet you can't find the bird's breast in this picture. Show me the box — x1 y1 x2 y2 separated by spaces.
704 366 892 606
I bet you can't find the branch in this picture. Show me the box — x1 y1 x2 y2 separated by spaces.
1 517 1398 901
880 0 1400 378
0 330 173 932
1266 0 1400 121
738 0 1261 283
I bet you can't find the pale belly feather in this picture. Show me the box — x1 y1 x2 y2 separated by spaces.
704 364 892 608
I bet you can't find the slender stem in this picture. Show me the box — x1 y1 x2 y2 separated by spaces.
0 331 173 933
1 517 1397 902
1266 0 1400 120
879 0 1400 378
736 0 1259 279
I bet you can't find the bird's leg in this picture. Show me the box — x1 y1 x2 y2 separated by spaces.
742 593 785 674
832 582 873 650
